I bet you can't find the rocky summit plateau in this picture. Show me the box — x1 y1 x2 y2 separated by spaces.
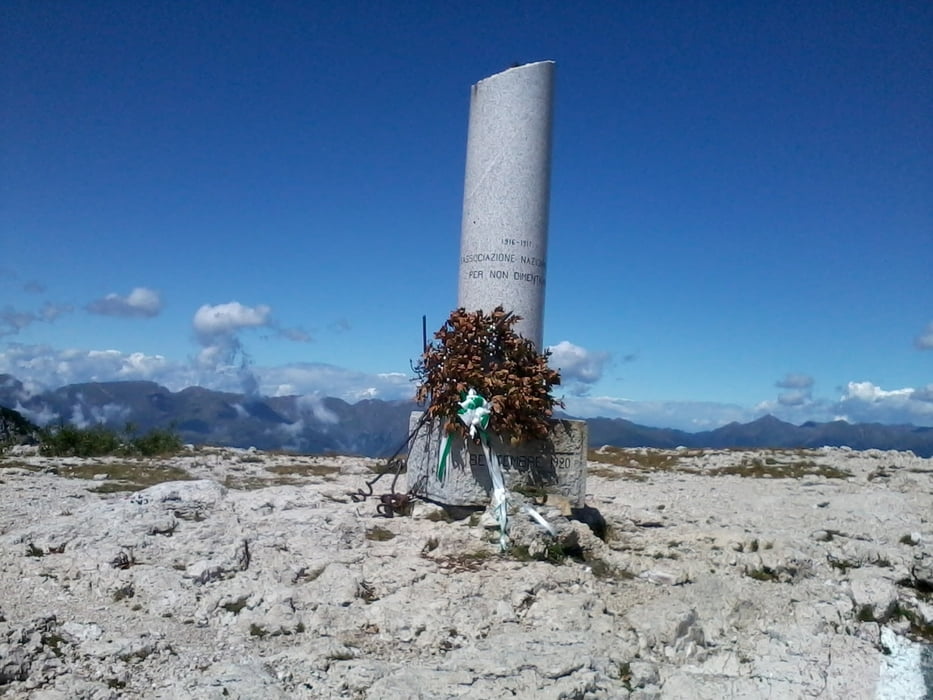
0 445 931 699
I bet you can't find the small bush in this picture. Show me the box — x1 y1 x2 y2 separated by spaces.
365 526 396 542
131 427 183 457
39 423 182 458
40 424 121 457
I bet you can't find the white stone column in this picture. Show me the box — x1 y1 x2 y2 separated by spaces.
408 61 585 508
457 61 555 349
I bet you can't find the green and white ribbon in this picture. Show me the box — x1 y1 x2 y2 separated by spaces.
482 437 510 551
436 388 509 550
436 388 491 481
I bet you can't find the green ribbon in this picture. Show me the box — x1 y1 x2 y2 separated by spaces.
437 432 453 481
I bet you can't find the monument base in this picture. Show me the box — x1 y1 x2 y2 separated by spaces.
406 412 588 507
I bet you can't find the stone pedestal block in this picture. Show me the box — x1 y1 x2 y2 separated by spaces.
406 411 587 507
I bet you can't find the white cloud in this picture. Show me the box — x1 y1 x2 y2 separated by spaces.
567 379 933 431
754 397 822 419
279 327 311 342
833 381 933 425
296 393 339 424
193 302 271 338
14 401 57 426
547 340 610 396
0 303 74 336
0 343 416 404
192 302 275 397
259 363 414 402
190 301 308 396
40 302 73 321
563 395 750 430
0 343 190 391
776 373 814 389
70 403 90 429
841 381 913 402
116 351 171 378
4 339 931 431
86 400 131 426
773 373 815 406
0 307 34 335
2 373 46 402
777 389 811 406
87 287 162 318
755 381 933 427
193 302 309 344
64 396 130 428
915 322 933 350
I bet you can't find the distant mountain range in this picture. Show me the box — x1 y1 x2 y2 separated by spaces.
586 414 933 457
2 374 932 457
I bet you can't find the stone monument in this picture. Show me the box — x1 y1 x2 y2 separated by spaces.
457 61 554 348
408 61 588 508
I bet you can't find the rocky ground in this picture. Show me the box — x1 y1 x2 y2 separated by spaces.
0 444 931 699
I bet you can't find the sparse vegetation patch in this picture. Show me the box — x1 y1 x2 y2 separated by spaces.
429 549 495 573
365 526 396 542
746 566 779 582
39 423 182 458
586 464 649 482
707 459 850 480
588 448 852 480
586 558 636 581
265 463 341 478
47 462 195 492
588 448 685 471
222 475 305 490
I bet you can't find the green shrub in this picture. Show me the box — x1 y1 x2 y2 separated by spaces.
130 427 183 457
39 423 182 458
40 424 122 457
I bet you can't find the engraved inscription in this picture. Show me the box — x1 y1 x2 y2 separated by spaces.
461 238 547 287
469 453 576 471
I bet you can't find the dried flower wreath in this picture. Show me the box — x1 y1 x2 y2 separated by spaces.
415 306 563 443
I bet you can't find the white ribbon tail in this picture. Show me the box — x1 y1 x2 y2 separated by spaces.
481 439 509 550
522 505 556 536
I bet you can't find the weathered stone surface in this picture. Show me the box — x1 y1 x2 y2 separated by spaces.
407 411 587 507
457 61 555 348
0 444 930 698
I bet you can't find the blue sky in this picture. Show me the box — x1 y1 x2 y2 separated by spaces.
2 1 931 431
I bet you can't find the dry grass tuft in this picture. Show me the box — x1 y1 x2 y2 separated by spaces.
707 458 850 480
42 462 196 492
265 463 341 478
588 447 851 480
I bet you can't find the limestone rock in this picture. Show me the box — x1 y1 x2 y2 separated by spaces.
0 446 930 697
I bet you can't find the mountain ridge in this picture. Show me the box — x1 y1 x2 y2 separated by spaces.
2 374 931 457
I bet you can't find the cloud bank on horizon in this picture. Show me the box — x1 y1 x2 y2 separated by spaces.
1 285 931 432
